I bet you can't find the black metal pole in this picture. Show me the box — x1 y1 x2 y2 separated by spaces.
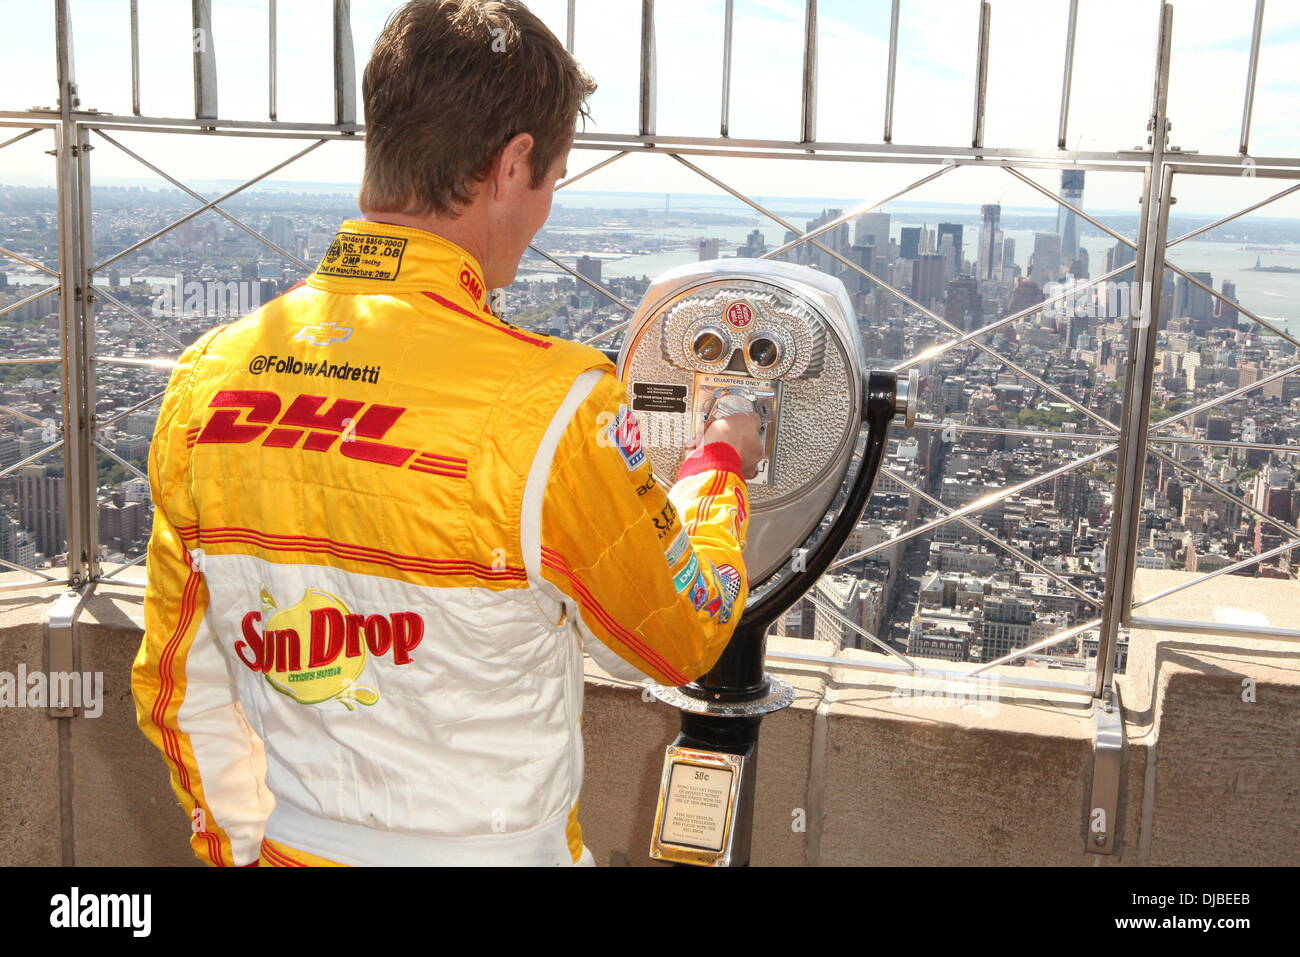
661 370 905 866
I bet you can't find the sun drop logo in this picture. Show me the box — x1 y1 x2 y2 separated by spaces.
235 586 424 710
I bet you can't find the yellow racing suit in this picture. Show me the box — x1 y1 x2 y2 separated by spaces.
130 219 751 866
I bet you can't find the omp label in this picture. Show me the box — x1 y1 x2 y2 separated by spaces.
458 259 485 305
317 233 408 281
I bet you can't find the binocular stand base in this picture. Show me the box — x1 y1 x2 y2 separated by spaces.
647 674 794 867
649 674 795 717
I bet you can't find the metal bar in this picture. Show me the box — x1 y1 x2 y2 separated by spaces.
895 261 1137 373
639 0 656 137
0 244 59 276
0 283 61 318
760 164 956 261
1150 360 1300 434
1128 615 1300 642
580 319 630 346
54 0 85 587
1239 0 1265 155
1096 1 1174 700
1131 537 1300 610
668 153 1118 432
1166 182 1300 248
0 439 66 481
832 444 1117 567
803 591 919 667
910 420 1113 445
970 618 1103 674
720 0 733 137
1003 165 1134 249
1087 687 1123 855
94 440 150 485
0 556 60 580
93 129 310 270
192 0 218 120
333 0 356 126
1150 434 1300 455
90 138 326 273
269 0 278 121
93 355 179 370
0 579 69 592
95 551 149 582
74 120 99 583
971 1 990 149
0 357 62 365
566 0 575 52
1057 0 1079 149
93 286 186 349
130 0 140 115
763 649 1096 697
883 0 899 143
1163 258 1300 352
801 0 817 144
0 403 58 430
555 150 628 190
524 244 634 312
1149 445 1300 542
0 128 40 152
882 466 1102 607
95 390 167 431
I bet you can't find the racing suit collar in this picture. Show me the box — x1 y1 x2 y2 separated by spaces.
307 218 490 313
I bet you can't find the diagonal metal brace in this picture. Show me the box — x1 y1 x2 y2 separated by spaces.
1086 685 1125 854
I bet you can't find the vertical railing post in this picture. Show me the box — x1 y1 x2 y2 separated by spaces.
639 0 656 138
1239 0 1265 155
800 0 817 145
971 1 990 149
720 0 733 137
333 0 356 126
1057 0 1079 149
192 0 218 120
269 0 278 121
1096 1 1175 699
53 0 94 585
883 0 899 143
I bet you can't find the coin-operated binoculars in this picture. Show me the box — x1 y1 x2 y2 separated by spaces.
615 258 916 867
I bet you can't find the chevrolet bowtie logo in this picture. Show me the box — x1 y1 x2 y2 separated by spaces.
293 322 354 347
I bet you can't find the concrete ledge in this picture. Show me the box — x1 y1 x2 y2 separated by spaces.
0 573 1294 866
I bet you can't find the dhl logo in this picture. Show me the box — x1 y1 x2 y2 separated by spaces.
196 390 467 477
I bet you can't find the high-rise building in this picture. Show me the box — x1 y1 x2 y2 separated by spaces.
977 204 1002 282
899 226 922 262
853 212 891 248
1056 170 1085 270
576 255 602 283
697 238 719 260
1213 280 1239 328
937 223 963 271
1030 232 1063 284
1106 241 1137 273
17 464 65 558
911 255 945 307
1174 272 1214 322
943 278 982 332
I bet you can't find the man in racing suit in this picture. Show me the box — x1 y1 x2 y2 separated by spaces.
131 0 762 867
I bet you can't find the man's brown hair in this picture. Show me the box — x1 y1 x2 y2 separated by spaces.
361 0 595 217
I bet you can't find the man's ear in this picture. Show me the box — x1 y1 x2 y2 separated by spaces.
488 132 536 200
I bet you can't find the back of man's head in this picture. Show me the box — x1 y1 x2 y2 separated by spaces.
361 0 596 218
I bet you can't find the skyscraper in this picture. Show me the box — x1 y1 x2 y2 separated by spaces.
1056 170 1085 270
937 223 963 271
899 226 922 261
854 212 891 248
977 204 1002 282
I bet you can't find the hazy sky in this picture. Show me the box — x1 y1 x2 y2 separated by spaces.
2 0 1298 218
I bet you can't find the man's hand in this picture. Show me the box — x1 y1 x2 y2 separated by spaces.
699 412 765 480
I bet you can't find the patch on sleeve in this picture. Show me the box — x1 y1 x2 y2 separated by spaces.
687 570 711 611
608 406 646 471
673 552 700 592
716 563 743 604
665 530 690 567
